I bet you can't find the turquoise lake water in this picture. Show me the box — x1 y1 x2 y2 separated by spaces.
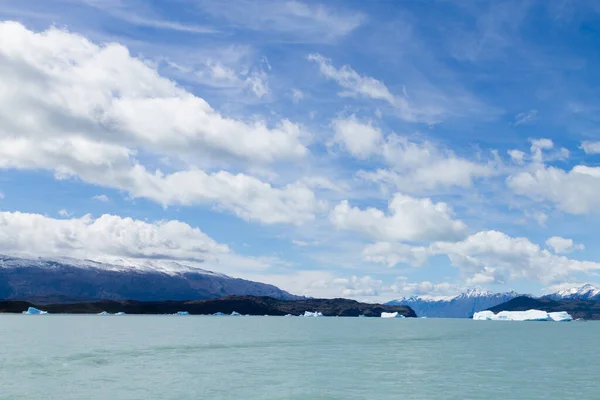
0 315 598 399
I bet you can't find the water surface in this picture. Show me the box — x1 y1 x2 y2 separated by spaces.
0 315 597 399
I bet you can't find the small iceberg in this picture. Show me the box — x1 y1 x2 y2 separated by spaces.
230 311 241 316
176 311 189 316
213 312 226 316
381 312 405 319
473 309 572 322
114 312 126 316
22 307 48 315
284 314 294 317
97 311 109 316
302 311 323 317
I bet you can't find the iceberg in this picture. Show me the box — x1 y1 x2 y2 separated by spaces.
97 311 109 316
473 309 572 321
213 312 226 316
381 312 405 319
284 314 294 317
230 311 241 316
114 312 126 316
302 311 323 317
22 307 48 315
176 311 189 316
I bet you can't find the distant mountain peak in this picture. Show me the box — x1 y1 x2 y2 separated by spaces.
548 283 600 300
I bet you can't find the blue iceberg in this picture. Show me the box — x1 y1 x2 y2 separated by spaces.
175 311 189 316
97 311 109 316
22 307 48 315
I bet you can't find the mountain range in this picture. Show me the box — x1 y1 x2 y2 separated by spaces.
386 289 522 318
386 284 600 318
0 255 299 302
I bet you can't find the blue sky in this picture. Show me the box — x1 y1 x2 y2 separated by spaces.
1 0 600 300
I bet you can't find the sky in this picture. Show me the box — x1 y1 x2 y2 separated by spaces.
1 0 600 301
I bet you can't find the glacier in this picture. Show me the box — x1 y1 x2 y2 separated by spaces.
473 309 573 321
302 311 323 317
22 307 48 315
381 312 406 319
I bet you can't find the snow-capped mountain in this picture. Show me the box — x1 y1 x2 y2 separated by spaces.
386 289 522 318
544 284 600 301
0 255 299 302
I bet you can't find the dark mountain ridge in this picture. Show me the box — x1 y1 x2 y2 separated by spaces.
487 296 600 320
0 296 416 317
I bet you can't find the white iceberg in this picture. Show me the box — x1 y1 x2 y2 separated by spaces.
175 311 189 316
230 311 241 316
114 312 126 316
473 309 572 321
302 311 323 317
22 307 48 315
97 311 109 316
381 312 405 319
213 312 226 316
284 314 294 317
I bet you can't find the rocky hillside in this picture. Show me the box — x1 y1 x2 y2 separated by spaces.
0 296 417 317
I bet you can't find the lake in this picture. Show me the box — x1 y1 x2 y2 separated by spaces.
0 315 597 399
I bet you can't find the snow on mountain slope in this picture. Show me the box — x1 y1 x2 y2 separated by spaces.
544 284 600 301
0 254 299 302
386 289 522 318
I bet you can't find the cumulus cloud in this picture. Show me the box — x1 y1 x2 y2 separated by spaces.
0 22 319 225
505 139 600 215
331 116 382 159
0 211 227 262
330 193 467 242
330 117 495 192
581 141 600 154
365 230 600 284
545 236 584 254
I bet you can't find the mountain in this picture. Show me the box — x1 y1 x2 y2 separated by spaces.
386 289 522 318
0 255 299 302
488 296 600 320
0 295 416 317
543 284 600 301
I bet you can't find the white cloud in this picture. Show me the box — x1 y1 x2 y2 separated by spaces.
0 22 319 225
363 242 430 267
330 193 467 242
308 54 485 124
92 195 110 202
193 59 271 98
0 192 4 200
0 22 305 164
0 211 228 263
581 141 600 154
331 116 382 159
508 149 526 164
545 236 584 254
195 0 365 43
514 109 537 126
58 209 72 217
365 230 600 285
309 53 396 105
508 164 600 215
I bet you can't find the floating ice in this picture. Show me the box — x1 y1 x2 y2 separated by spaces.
176 311 189 316
213 312 226 316
114 312 126 316
230 311 241 316
302 311 323 317
381 312 405 319
473 309 572 321
22 307 48 315
284 314 294 317
97 311 109 316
